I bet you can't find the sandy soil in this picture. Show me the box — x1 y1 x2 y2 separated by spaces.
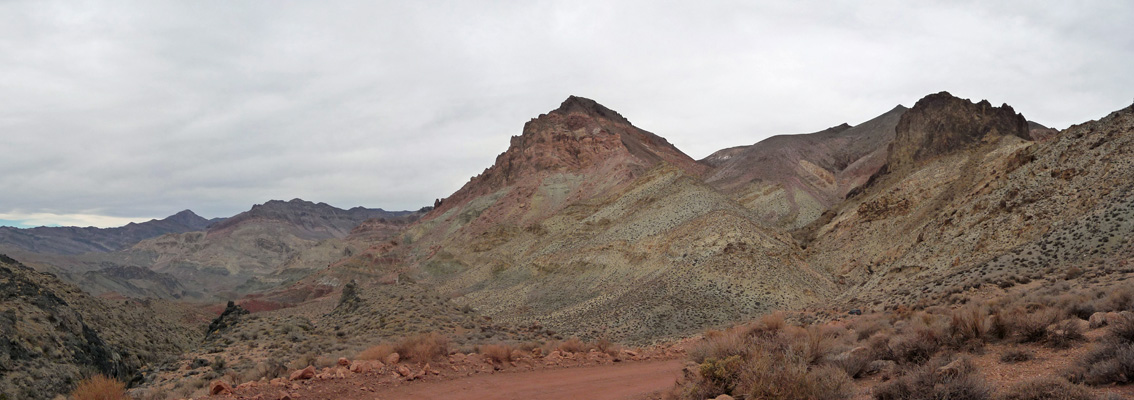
374 359 684 400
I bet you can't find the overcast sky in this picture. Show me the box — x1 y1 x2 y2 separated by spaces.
1 1 1131 228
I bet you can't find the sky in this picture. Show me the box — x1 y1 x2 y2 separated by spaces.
1 1 1131 228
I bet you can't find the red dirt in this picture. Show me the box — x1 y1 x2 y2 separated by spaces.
376 359 684 400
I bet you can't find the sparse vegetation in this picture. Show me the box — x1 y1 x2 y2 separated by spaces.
71 375 128 400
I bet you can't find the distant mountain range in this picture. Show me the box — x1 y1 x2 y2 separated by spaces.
0 210 220 255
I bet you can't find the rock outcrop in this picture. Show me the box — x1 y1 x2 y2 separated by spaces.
206 300 249 339
886 91 1030 175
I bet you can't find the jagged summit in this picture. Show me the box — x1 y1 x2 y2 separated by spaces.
551 95 631 125
887 91 1030 174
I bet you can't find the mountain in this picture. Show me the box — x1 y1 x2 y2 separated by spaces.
799 92 1134 310
325 96 832 344
0 254 202 399
0 209 216 255
700 105 907 229
121 199 421 297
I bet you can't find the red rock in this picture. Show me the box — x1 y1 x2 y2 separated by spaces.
289 365 315 381
337 357 350 366
209 380 233 395
396 365 413 378
385 352 400 364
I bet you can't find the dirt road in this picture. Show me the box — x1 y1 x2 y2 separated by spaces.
374 359 684 400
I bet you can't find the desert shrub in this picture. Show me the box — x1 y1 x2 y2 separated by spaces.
988 309 1012 340
1096 286 1134 312
1016 309 1061 343
950 306 988 343
1073 316 1134 385
357 343 395 361
212 356 226 372
739 348 853 400
699 355 746 395
558 337 586 353
801 325 840 365
996 376 1092 400
831 349 874 378
71 374 128 400
999 348 1034 364
873 356 990 400
396 332 451 363
594 338 620 357
478 344 513 363
288 353 317 370
690 329 750 363
850 315 891 341
1046 319 1085 349
1064 266 1084 280
888 329 941 364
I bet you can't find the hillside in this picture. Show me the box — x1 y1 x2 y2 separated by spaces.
121 199 421 297
701 105 907 229
798 92 1134 309
328 96 834 344
0 254 204 400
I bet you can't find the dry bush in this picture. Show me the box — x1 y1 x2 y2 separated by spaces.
742 349 853 400
356 343 395 361
1096 286 1134 312
950 306 988 343
690 329 750 363
558 337 586 353
478 344 514 363
850 314 891 341
594 338 620 357
995 376 1093 400
988 309 1013 340
888 329 941 365
1015 308 1061 343
801 325 841 365
873 356 991 400
999 348 1034 364
1046 319 1085 349
396 332 451 363
1073 315 1134 385
71 375 128 400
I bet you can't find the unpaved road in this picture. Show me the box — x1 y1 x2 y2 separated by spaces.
376 359 684 400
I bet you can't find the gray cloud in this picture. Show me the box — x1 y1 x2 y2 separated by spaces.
1 1 1131 226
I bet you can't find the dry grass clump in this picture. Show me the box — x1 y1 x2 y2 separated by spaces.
71 374 128 400
1071 314 1134 385
999 348 1034 364
356 343 395 361
558 337 586 353
396 332 451 363
478 344 514 363
1046 319 1085 349
995 376 1093 400
873 356 991 400
677 316 854 400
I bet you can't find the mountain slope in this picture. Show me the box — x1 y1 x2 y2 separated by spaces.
0 210 215 255
801 93 1134 309
700 105 907 229
336 96 833 343
122 199 420 297
0 254 201 399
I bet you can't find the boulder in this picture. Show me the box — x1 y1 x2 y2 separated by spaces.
289 365 315 381
1089 312 1109 328
337 357 350 366
209 380 233 395
385 352 401 365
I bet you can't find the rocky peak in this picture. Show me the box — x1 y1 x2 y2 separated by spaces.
430 96 703 216
551 95 632 125
887 91 1029 173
